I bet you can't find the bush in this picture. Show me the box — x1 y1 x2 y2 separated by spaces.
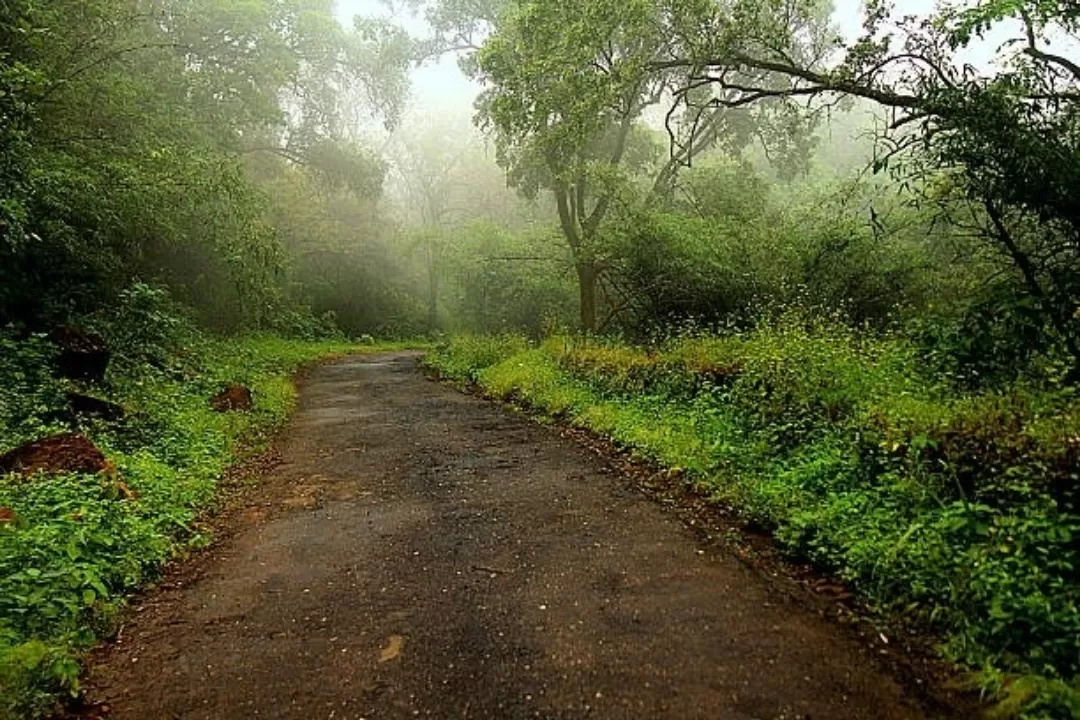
89 283 199 369
607 171 970 337
268 308 346 342
425 335 530 382
0 331 67 449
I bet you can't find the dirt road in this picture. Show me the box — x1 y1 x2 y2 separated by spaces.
82 353 941 719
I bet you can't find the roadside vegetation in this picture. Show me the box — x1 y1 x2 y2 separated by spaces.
427 327 1079 718
0 304 372 719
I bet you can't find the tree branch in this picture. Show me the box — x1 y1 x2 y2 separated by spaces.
584 110 634 233
554 181 582 251
1021 12 1080 82
650 54 923 109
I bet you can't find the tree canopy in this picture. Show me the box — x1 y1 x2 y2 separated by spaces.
0 0 409 328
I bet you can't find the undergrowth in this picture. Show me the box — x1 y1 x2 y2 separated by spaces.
426 326 1080 720
0 303 414 718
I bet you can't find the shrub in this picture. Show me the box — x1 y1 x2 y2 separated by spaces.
425 335 530 382
0 331 67 449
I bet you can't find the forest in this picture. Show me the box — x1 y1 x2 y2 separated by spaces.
0 0 1078 718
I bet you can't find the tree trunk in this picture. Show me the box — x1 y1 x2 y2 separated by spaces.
427 266 439 333
577 262 598 333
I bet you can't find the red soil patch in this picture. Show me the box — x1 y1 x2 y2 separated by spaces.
0 433 108 477
211 384 253 412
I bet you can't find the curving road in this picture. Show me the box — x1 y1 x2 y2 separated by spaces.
81 353 941 719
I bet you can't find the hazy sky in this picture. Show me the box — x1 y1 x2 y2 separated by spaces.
336 0 479 114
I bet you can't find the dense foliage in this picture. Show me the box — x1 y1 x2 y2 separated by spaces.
416 0 1080 371
0 0 413 332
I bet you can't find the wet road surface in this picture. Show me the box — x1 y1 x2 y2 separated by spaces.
82 353 935 719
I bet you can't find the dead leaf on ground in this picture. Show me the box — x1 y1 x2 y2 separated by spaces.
379 634 405 663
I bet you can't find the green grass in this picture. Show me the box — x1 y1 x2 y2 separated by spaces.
425 329 1080 720
0 333 418 719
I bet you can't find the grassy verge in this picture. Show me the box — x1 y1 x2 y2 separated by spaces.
425 328 1079 720
0 334 416 718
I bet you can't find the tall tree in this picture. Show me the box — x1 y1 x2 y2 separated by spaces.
417 0 1079 358
386 113 545 331
418 0 826 330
